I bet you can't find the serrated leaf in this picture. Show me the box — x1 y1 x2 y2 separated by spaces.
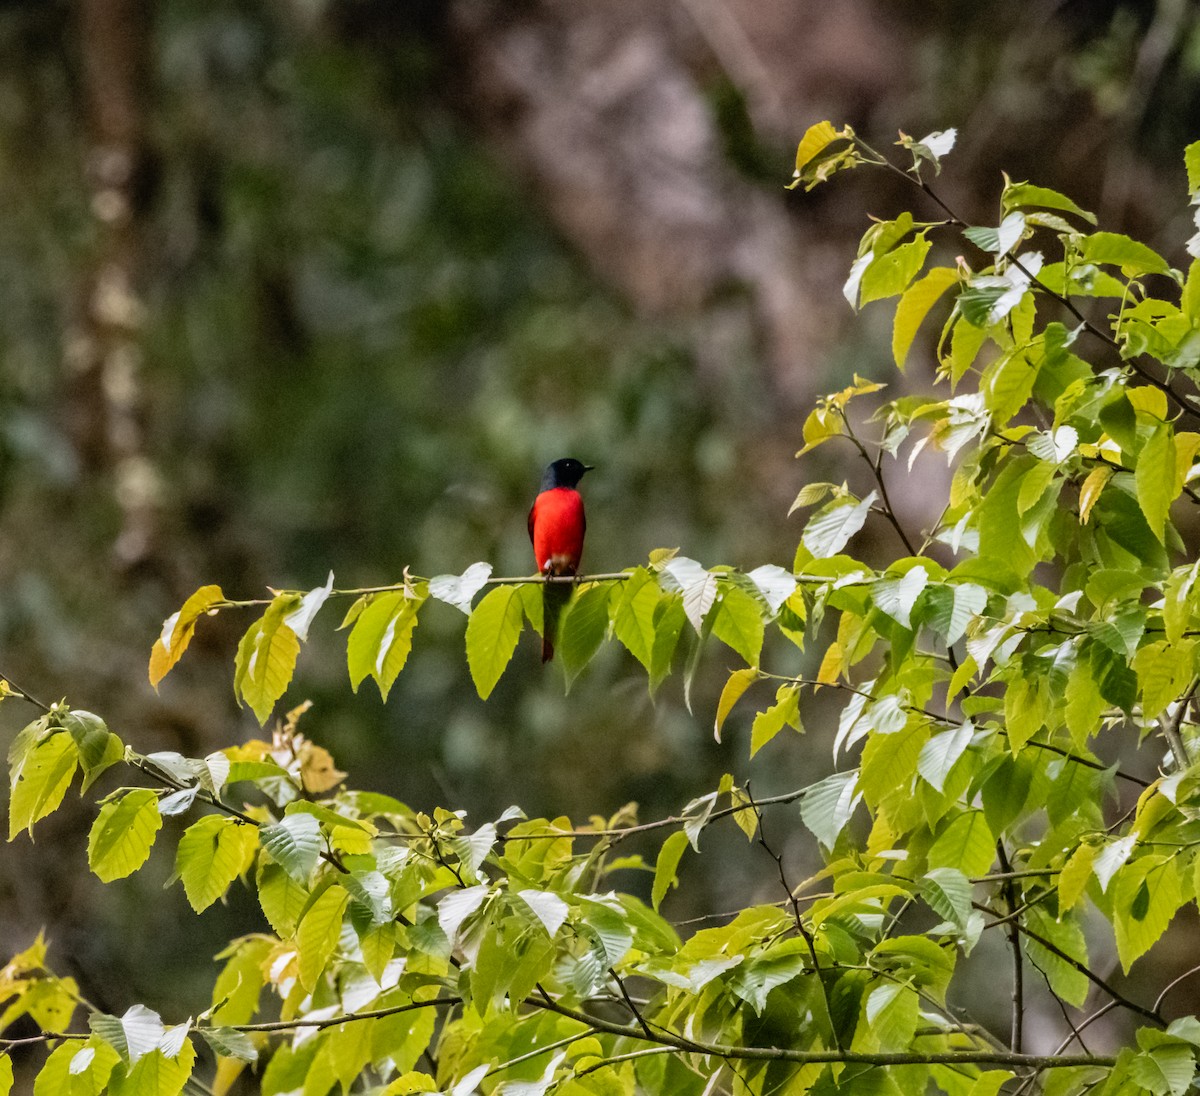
428 562 493 615
259 812 322 883
1081 232 1170 276
8 731 77 841
516 890 569 939
921 867 972 930
746 564 798 612
347 591 422 700
233 597 301 725
893 267 959 371
871 566 928 629
794 120 842 173
662 557 719 634
465 585 525 699
712 584 764 665
558 583 612 682
963 211 1026 257
714 667 759 742
283 572 334 642
917 721 974 793
612 567 661 671
751 684 801 758
90 1004 165 1065
864 982 919 1051
1079 465 1112 525
297 884 351 992
176 814 258 913
1003 181 1096 224
801 771 861 849
1115 856 1184 971
437 884 490 946
652 830 689 911
88 789 162 882
1130 1044 1196 1096
198 1027 258 1063
802 491 877 559
149 585 224 688
1137 421 1178 543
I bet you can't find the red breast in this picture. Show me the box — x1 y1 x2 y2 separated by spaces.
529 487 586 575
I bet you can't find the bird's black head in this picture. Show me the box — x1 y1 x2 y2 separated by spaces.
541 457 594 491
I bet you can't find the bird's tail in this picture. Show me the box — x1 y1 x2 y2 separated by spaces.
542 579 571 662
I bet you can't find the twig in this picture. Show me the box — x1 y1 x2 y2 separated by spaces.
995 842 1024 1053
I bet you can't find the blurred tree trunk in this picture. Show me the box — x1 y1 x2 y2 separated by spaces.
67 0 162 569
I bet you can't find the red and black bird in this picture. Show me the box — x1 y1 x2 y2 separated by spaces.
528 457 593 662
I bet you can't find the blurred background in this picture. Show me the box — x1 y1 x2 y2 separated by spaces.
2 0 1200 1074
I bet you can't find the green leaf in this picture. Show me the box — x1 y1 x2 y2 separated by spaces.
346 591 422 700
612 568 661 671
917 722 973 793
259 812 322 884
1023 907 1090 1007
257 860 309 937
558 583 612 682
233 596 301 724
871 565 929 630
176 814 257 913
928 811 995 878
198 1027 258 1063
33 1038 119 1096
88 789 162 882
893 267 959 371
712 585 765 666
1002 181 1096 224
0 1055 8 1096
863 982 919 1052
107 1040 196 1096
1136 421 1179 543
62 711 124 793
8 731 77 841
652 830 689 911
1186 141 1200 196
801 771 861 849
1081 232 1171 276
714 667 759 743
860 236 932 307
921 867 972 930
298 884 351 992
1115 856 1184 971
465 585 525 699
1130 1043 1196 1096
963 212 1026 257
802 492 877 559
751 684 801 758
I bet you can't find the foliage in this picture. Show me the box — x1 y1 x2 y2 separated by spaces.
7 125 1200 1094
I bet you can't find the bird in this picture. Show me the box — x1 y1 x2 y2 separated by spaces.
528 457 593 662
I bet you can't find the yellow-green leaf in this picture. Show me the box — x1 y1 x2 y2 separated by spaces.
176 814 258 913
233 596 302 725
347 591 422 700
750 685 801 758
893 267 959 371
1136 421 1179 543
8 732 77 841
714 667 759 742
1078 465 1112 525
652 830 689 911
298 884 351 992
465 585 525 700
89 789 162 882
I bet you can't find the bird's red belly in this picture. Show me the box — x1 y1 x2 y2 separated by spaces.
531 488 586 574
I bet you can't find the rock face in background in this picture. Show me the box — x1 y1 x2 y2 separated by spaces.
448 0 913 399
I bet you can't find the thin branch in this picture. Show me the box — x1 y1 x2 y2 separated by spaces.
1153 962 1200 1013
224 995 462 1034
610 968 655 1042
529 991 1116 1069
995 842 1024 1053
747 788 841 1051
